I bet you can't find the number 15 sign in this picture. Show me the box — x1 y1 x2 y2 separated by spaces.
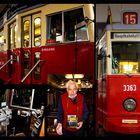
122 11 138 24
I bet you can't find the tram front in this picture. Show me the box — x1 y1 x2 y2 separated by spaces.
96 24 140 136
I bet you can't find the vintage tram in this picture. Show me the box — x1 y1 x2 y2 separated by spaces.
0 4 94 85
96 10 140 136
0 4 95 137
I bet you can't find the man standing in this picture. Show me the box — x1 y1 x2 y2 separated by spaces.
56 80 89 137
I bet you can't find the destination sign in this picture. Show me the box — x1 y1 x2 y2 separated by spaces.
112 32 140 39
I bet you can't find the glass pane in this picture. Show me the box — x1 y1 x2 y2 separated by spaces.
0 29 4 51
10 27 14 49
112 42 140 74
24 20 30 47
64 8 87 42
100 47 106 75
34 17 41 46
47 13 62 43
9 23 16 49
24 52 30 77
14 25 16 48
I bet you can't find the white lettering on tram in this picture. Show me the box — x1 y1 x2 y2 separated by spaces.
123 84 136 91
42 48 55 52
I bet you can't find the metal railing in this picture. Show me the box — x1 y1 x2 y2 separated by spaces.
0 58 15 70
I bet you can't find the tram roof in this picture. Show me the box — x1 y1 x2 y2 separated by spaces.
106 23 140 31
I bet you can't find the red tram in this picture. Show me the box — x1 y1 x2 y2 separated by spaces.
96 10 140 136
0 4 94 85
0 4 94 137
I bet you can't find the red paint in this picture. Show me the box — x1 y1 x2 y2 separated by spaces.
96 75 140 134
41 41 94 83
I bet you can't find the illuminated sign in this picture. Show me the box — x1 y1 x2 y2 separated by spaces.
112 32 140 39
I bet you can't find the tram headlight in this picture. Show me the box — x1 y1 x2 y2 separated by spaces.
123 98 137 112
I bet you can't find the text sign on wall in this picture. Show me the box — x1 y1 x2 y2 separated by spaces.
123 12 138 24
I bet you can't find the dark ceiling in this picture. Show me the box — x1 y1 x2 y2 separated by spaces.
0 4 9 16
0 4 44 18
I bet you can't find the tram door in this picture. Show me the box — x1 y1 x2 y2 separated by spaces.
21 13 41 84
8 22 17 84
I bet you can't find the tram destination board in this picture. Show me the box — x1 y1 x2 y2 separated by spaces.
111 32 140 39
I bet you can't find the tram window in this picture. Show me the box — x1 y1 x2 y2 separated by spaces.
98 47 107 77
23 20 30 47
64 8 88 41
34 52 41 80
9 22 16 49
10 27 13 48
24 52 30 77
47 13 62 43
0 29 4 51
11 89 33 109
34 17 41 47
47 8 88 43
112 42 140 74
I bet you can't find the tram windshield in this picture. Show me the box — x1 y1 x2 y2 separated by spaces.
112 42 140 74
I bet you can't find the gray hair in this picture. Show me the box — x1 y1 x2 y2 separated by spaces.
66 80 78 89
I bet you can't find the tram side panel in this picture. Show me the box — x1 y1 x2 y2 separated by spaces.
76 42 94 78
9 42 94 85
41 43 76 83
41 42 94 84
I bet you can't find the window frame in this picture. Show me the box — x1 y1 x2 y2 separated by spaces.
46 6 89 44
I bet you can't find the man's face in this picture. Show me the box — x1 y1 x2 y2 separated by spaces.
67 83 78 97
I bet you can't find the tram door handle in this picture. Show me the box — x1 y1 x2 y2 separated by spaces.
16 56 19 63
10 55 17 64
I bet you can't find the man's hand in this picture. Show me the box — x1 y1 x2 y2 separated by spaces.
56 123 63 135
76 121 83 130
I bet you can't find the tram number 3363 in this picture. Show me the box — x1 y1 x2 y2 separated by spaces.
123 85 136 91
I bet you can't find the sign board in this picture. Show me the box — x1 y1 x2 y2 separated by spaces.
111 32 140 39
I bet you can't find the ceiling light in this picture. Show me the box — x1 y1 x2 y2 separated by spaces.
65 74 84 79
